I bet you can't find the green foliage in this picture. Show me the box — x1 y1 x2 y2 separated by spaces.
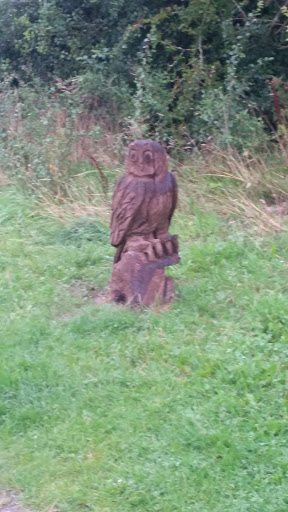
194 88 268 150
0 82 118 192
0 0 288 147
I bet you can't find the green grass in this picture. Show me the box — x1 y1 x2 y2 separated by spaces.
1 188 288 512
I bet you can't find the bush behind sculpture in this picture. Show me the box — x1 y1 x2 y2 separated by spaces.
0 0 288 148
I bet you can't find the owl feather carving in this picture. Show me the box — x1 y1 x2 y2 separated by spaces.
110 140 177 263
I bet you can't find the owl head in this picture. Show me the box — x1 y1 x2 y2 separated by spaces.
126 140 167 179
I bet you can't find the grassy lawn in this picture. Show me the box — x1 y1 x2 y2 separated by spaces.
1 188 288 512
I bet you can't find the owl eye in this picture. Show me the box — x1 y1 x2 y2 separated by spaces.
129 150 137 162
144 151 153 164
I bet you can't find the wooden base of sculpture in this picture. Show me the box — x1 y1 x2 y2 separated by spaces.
109 241 180 307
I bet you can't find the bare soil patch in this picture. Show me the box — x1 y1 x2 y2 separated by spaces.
57 281 108 320
0 490 29 512
67 280 107 304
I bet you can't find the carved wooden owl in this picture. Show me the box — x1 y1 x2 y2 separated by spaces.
110 140 178 263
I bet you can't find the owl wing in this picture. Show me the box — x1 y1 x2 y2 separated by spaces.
110 177 146 247
168 172 178 224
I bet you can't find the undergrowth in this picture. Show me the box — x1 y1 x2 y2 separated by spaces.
1 85 288 236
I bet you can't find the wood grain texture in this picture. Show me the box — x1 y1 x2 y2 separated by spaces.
109 140 180 306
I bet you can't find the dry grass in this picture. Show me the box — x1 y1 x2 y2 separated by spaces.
175 146 288 233
35 178 110 224
33 144 288 234
2 94 288 233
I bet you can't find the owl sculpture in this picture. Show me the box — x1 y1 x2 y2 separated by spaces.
109 140 179 306
110 140 178 263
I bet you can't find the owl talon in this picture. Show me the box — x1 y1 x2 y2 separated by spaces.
153 240 164 258
144 244 155 262
164 240 174 256
171 234 179 254
156 234 178 256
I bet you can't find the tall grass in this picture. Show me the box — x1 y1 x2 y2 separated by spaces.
1 86 288 232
